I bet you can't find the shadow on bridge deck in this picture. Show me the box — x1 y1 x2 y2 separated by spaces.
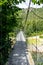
6 41 29 65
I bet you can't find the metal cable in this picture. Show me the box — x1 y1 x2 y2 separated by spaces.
24 0 31 31
32 10 43 19
25 0 31 23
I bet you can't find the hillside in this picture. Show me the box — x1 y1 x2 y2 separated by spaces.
20 7 43 36
28 8 43 20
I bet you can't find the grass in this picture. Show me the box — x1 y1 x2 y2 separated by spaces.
39 35 43 38
31 52 43 65
26 35 43 45
26 35 43 65
27 37 40 45
31 31 43 36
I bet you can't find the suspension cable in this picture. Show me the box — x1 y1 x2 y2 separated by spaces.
32 10 43 19
25 0 31 23
25 1 43 19
35 8 38 62
24 0 31 31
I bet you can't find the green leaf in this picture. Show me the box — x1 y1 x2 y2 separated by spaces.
37 1 40 5
0 0 7 6
32 0 36 4
40 0 43 3
32 0 43 4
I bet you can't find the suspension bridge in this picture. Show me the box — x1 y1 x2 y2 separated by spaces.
5 31 35 65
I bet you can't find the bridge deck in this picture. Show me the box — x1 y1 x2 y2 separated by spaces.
6 31 35 65
6 41 29 65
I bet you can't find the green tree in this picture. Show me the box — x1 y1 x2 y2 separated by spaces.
0 0 25 65
32 0 43 4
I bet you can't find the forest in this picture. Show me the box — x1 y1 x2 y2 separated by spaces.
0 0 43 65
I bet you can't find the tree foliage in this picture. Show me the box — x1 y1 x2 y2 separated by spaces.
21 8 43 36
32 0 43 4
0 0 43 64
0 0 25 65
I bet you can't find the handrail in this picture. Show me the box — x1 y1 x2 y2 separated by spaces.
32 43 43 56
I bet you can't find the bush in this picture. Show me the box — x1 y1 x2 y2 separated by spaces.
39 35 43 38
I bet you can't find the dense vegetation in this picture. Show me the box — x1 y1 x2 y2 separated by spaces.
0 0 25 65
32 52 43 65
0 0 43 65
23 8 43 37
